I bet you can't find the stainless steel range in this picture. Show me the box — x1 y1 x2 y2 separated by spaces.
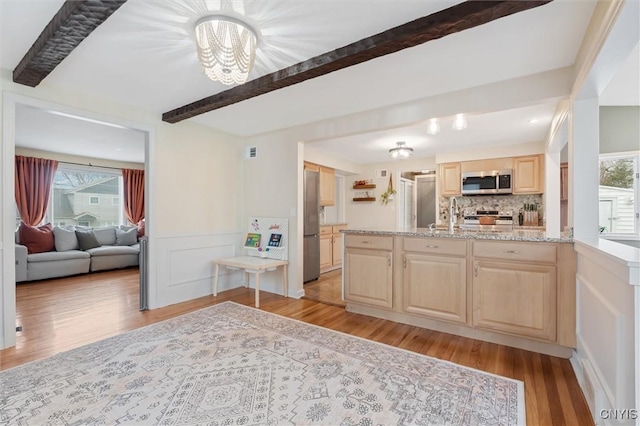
460 210 514 232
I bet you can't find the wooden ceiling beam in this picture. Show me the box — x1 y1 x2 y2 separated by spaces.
13 0 127 87
163 0 552 124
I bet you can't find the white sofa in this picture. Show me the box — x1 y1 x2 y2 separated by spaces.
15 225 140 282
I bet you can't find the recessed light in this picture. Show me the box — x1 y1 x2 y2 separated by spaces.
528 119 539 124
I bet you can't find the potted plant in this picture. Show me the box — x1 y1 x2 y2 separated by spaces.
380 175 396 205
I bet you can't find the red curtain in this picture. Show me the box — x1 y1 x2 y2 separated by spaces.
14 155 59 226
123 168 145 224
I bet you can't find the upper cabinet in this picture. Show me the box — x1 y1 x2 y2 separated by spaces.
439 162 461 196
305 162 335 206
319 166 335 206
513 155 544 194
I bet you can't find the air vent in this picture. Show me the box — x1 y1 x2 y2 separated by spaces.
375 169 388 178
245 146 257 159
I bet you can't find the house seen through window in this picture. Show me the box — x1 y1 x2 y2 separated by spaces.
599 153 639 236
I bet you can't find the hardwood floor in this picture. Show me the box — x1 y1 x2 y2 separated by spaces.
1 268 593 425
303 268 344 306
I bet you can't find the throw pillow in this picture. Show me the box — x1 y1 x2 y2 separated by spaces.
115 227 137 246
93 226 117 246
75 229 101 251
137 220 145 238
53 226 79 251
19 222 54 254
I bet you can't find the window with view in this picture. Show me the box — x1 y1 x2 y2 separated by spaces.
599 153 639 237
14 165 126 229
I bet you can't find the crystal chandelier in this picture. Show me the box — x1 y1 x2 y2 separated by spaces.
389 141 414 159
194 15 257 85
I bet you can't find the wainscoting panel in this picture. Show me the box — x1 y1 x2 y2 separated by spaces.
574 241 637 422
155 232 244 308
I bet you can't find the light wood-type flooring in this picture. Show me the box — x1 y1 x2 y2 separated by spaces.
1 268 593 425
302 268 344 306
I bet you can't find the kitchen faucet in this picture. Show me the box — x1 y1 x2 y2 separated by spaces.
449 196 458 233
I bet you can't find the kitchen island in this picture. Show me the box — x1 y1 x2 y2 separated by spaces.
342 227 576 357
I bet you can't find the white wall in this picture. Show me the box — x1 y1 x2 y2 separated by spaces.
600 106 640 154
435 141 545 164
1 71 245 348
344 156 437 229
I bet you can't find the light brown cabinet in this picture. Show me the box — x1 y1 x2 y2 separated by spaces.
319 166 335 206
472 260 557 341
320 225 346 273
439 163 461 196
402 237 467 324
344 235 393 309
513 155 544 194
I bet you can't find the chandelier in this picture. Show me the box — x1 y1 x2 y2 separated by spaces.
194 15 257 85
389 141 414 159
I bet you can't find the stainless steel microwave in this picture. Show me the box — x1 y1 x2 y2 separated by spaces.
461 169 513 195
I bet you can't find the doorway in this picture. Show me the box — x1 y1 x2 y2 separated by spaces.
2 93 155 349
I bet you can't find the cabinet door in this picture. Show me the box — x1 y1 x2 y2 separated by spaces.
513 155 543 194
319 166 335 206
472 260 556 341
320 234 333 271
560 163 568 200
440 163 461 196
344 248 393 308
403 253 467 324
332 232 343 267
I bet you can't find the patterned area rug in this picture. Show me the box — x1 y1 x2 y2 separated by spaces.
0 302 524 425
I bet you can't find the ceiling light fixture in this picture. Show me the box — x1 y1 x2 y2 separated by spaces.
194 15 257 86
426 118 440 135
452 113 468 130
389 141 414 159
528 118 539 124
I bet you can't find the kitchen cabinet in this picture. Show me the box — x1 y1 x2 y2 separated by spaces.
304 162 335 206
560 162 569 200
471 241 557 341
401 238 467 324
319 166 335 206
344 235 393 309
439 163 461 196
320 225 346 273
513 155 544 194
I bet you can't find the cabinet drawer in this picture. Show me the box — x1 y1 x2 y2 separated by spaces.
332 225 347 234
320 226 332 235
403 237 467 256
473 241 556 263
345 234 393 250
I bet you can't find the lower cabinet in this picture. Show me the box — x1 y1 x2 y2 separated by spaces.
403 253 467 324
344 236 393 309
472 260 557 341
320 225 346 273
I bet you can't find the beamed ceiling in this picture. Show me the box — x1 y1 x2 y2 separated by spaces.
5 0 631 164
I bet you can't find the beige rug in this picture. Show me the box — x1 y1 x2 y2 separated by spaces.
0 302 525 425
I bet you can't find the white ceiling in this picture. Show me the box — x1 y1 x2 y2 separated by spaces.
2 0 636 165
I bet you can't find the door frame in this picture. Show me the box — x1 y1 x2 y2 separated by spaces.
2 92 157 349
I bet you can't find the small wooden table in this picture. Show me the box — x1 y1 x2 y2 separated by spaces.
212 256 289 308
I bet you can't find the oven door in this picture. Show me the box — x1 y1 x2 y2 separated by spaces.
462 174 498 195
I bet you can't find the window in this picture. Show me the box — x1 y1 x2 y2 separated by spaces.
599 153 639 237
46 165 124 228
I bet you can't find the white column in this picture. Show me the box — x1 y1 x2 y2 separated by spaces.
569 98 600 240
544 151 561 238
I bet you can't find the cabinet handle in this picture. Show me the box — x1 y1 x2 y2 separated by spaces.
425 245 439 249
361 241 372 244
474 263 478 277
388 255 392 267
403 255 406 269
503 250 520 254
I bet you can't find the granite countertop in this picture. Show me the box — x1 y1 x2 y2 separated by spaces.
320 222 348 226
341 227 573 243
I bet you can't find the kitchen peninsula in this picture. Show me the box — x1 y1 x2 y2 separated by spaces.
342 227 576 357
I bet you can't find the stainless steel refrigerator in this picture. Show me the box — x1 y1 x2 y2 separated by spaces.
303 169 320 282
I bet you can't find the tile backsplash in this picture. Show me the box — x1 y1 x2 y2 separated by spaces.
439 194 544 223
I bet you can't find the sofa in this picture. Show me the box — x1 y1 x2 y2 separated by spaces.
15 224 141 282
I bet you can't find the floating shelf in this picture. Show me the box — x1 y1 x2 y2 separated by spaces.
353 184 376 189
353 197 376 202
